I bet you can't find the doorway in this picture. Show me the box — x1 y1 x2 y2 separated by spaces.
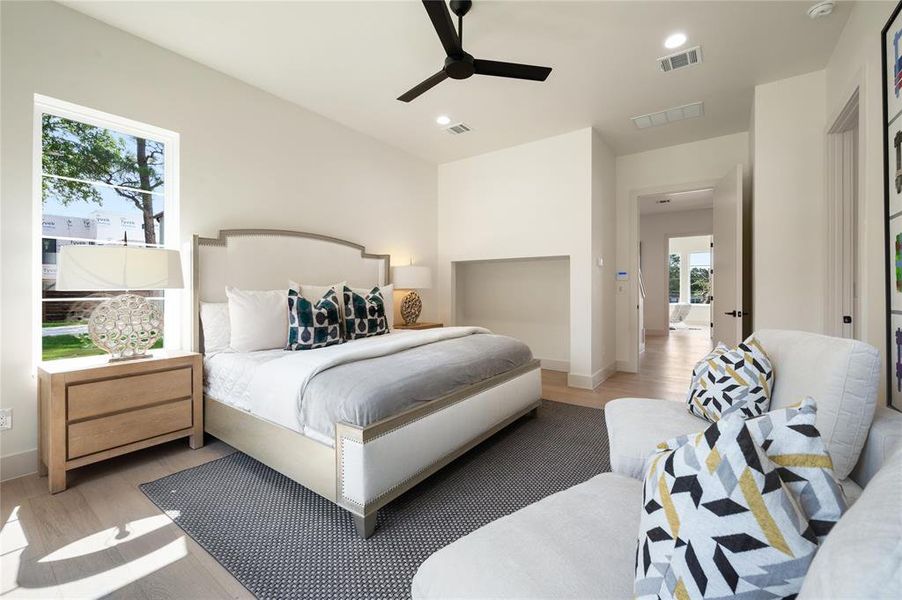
826 89 860 339
630 165 745 371
638 190 714 360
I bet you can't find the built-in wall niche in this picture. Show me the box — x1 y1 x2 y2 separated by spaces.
453 256 570 372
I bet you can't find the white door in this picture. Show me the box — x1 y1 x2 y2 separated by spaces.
712 164 744 347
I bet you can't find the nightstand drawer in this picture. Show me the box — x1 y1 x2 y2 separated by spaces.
67 398 193 459
68 367 192 421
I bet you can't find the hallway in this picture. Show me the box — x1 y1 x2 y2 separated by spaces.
542 329 713 409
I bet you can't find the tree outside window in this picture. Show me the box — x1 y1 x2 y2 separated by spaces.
689 251 711 304
669 254 680 303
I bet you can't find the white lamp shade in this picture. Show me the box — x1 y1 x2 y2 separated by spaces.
392 265 432 290
56 245 184 291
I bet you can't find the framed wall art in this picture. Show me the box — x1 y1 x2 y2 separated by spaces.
882 0 902 409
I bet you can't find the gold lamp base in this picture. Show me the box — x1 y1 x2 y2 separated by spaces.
400 290 423 325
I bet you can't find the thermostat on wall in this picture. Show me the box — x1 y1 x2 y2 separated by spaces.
616 271 629 281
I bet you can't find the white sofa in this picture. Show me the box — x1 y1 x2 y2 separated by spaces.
412 330 902 599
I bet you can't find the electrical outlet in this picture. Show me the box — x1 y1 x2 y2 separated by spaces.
0 408 12 431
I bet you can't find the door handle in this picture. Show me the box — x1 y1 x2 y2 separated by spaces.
724 310 738 317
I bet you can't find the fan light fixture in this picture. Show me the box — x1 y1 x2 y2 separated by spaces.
664 32 687 49
436 115 451 125
398 0 553 102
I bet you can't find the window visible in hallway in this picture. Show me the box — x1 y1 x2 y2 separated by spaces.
689 251 711 304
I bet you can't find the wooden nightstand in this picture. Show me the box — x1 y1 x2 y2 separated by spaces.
37 350 203 493
394 322 443 330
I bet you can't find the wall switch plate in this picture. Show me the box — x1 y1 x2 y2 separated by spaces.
0 408 11 431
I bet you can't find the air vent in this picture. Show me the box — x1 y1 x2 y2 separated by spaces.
658 45 702 72
445 122 472 135
631 101 704 129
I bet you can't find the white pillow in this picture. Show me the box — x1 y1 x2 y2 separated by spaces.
288 280 346 302
351 284 395 328
199 302 230 354
225 287 289 352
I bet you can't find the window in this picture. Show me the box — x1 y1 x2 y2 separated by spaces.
37 97 178 361
689 251 711 304
669 254 680 303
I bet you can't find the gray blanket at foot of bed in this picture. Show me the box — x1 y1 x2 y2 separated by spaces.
301 333 534 443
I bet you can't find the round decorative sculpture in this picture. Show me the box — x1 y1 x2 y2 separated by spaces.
88 294 162 361
400 290 423 325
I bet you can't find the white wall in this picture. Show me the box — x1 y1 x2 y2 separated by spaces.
592 130 618 378
752 70 826 333
616 132 750 370
640 211 713 333
0 2 437 478
825 1 894 402
455 257 570 370
438 127 617 388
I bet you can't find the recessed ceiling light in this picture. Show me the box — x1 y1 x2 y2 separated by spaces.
664 32 687 49
436 115 451 126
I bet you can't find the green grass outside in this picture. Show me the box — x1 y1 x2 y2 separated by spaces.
42 335 163 361
42 320 86 328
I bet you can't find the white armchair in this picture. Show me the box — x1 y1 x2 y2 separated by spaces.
606 329 881 488
412 330 900 599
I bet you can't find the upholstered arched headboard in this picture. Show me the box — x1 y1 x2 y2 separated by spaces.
192 229 390 351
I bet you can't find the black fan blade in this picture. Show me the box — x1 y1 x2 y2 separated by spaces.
473 59 552 81
423 0 461 56
397 71 449 102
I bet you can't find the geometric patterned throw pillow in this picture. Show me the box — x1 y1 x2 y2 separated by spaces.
286 287 343 351
636 398 845 599
341 285 389 340
687 335 774 423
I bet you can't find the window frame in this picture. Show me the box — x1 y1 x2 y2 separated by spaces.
32 95 181 365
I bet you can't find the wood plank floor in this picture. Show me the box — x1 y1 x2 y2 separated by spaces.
0 331 710 599
543 329 713 408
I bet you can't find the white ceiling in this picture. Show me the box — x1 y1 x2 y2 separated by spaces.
63 1 851 164
639 188 713 214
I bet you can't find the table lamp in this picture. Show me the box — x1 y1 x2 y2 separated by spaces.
392 264 432 325
56 245 184 361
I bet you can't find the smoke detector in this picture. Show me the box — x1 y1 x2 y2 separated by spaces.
808 1 834 19
444 122 472 135
658 46 702 72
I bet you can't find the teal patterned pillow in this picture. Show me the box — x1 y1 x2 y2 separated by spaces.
286 288 343 350
342 286 389 340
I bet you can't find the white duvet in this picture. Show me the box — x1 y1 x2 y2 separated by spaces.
206 327 489 444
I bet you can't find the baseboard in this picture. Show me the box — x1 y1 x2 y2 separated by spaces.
1 448 37 482
538 358 569 372
616 360 638 374
567 363 616 390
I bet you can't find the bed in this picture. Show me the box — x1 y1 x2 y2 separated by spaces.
193 229 542 537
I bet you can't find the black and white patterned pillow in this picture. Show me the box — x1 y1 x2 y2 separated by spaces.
342 286 389 340
286 288 343 350
636 398 845 599
687 336 774 422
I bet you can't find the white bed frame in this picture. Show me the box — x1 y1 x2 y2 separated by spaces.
193 229 542 537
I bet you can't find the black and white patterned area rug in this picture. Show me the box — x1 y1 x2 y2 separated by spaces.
140 400 611 599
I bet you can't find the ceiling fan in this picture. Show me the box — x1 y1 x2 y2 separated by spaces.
398 0 553 103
